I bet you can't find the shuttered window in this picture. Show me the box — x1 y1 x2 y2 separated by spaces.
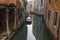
54 12 58 25
48 11 50 20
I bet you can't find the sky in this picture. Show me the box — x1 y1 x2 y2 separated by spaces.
27 0 32 1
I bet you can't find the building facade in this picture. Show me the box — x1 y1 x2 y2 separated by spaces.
34 0 44 15
44 0 60 40
26 1 32 12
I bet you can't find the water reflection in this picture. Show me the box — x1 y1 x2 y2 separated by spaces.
10 24 36 40
12 24 27 40
27 24 36 40
33 15 53 40
10 15 53 40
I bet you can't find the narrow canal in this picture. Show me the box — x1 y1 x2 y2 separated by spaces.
10 24 36 40
27 24 36 40
10 14 53 40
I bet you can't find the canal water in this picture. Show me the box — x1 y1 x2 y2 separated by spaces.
10 14 53 40
33 14 53 40
27 24 36 40
10 24 36 40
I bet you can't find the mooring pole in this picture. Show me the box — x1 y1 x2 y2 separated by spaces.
32 0 35 31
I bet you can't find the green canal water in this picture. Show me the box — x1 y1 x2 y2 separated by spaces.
10 14 53 40
10 24 36 40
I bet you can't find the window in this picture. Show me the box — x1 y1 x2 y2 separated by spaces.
49 0 51 3
48 11 50 20
41 0 44 6
53 12 58 25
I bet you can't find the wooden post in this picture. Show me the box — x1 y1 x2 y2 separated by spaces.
6 9 10 37
32 0 35 31
13 9 17 30
32 0 34 12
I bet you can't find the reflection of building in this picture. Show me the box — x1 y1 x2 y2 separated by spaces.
32 15 53 40
11 24 27 40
